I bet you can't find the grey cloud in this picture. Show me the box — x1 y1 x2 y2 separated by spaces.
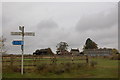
75 7 117 31
37 19 58 30
80 25 118 48
74 6 118 49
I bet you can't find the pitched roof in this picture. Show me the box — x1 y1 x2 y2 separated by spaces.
71 48 79 52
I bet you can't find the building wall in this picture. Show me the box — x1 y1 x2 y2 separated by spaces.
84 49 112 56
71 51 79 55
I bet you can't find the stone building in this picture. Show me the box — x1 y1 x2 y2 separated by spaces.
70 48 80 56
83 49 112 56
33 48 54 55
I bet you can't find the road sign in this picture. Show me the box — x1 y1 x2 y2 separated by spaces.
12 40 24 45
11 32 22 35
24 32 35 36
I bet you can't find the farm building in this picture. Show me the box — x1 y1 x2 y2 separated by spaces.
83 49 113 56
70 48 80 56
56 50 70 55
33 48 54 55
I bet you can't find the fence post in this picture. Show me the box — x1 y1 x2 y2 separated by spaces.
71 53 73 63
86 55 89 63
53 55 57 64
33 55 36 66
10 54 13 67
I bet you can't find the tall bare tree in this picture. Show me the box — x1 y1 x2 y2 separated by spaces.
0 36 7 54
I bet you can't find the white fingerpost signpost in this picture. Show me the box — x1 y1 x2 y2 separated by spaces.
11 26 35 75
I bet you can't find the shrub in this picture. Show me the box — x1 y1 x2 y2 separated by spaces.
54 68 65 75
110 54 120 60
35 63 47 73
90 61 97 67
12 66 21 72
4 65 20 73
76 63 84 68
35 62 90 75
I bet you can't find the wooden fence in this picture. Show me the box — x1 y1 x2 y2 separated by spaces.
2 55 89 72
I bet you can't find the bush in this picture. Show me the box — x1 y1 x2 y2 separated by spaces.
35 63 47 73
35 62 90 75
54 68 65 75
12 66 21 72
4 65 20 73
76 63 86 68
110 54 120 60
90 61 97 67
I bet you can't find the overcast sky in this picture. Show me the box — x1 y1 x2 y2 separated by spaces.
2 2 118 54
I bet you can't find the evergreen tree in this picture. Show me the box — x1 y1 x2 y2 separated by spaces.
83 38 98 50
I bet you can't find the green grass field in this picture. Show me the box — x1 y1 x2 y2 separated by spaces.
2 57 119 78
